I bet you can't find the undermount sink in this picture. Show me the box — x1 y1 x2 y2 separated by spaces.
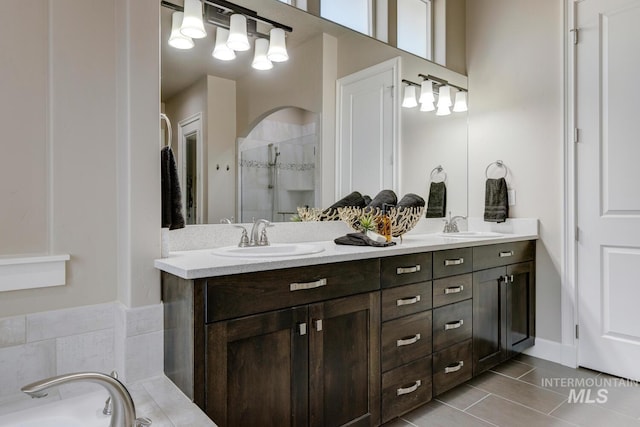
437 231 503 238
212 243 325 258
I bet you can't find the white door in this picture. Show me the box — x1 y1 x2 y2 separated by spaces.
576 0 640 379
178 113 204 225
336 58 399 199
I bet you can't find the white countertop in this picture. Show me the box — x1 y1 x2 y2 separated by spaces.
155 231 538 280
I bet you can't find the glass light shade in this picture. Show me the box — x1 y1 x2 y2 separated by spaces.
436 105 451 116
227 14 250 51
252 38 273 70
420 101 435 112
267 28 289 62
180 0 206 39
168 12 194 49
419 80 435 104
453 91 468 112
402 86 418 108
212 28 236 61
437 85 452 108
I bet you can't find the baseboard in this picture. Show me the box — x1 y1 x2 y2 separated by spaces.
523 338 577 368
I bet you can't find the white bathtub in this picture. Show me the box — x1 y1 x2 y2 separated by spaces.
0 391 111 427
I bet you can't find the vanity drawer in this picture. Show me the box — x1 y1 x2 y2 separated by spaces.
432 339 473 396
204 259 379 322
433 248 473 279
473 240 535 271
381 310 432 372
381 281 432 321
381 356 433 423
381 252 432 288
432 300 472 352
432 274 472 308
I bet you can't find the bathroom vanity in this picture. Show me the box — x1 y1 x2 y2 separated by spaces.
157 231 536 426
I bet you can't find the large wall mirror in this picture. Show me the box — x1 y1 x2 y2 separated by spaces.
161 0 468 224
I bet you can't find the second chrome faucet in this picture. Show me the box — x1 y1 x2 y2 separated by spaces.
234 219 272 247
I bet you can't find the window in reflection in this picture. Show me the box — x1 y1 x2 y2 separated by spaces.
397 0 432 60
321 0 372 36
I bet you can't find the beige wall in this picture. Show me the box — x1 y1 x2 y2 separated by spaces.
467 0 564 343
1 0 160 317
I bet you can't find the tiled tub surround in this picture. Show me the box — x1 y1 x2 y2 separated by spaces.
0 301 212 425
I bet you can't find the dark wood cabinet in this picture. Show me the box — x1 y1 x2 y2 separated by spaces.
162 239 536 426
472 242 536 375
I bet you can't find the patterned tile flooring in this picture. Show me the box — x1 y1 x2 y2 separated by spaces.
386 355 640 426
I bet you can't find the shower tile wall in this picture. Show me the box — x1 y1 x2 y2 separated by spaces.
240 119 317 222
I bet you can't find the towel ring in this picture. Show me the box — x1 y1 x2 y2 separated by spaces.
429 165 447 183
485 160 507 179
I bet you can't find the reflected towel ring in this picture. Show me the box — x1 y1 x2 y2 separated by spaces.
429 165 447 183
160 113 172 148
485 160 508 179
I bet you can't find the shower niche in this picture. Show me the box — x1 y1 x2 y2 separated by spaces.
238 107 319 222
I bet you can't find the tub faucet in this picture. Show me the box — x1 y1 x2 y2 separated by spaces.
443 212 467 233
250 219 271 246
21 371 137 427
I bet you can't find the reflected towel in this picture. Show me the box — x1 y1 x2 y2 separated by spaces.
161 146 185 230
426 182 447 218
484 177 509 223
334 233 396 247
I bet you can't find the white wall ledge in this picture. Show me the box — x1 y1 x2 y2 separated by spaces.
0 255 70 292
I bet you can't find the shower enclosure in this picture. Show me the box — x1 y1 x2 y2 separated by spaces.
238 108 318 222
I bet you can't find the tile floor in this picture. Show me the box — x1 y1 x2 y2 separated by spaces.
386 355 640 426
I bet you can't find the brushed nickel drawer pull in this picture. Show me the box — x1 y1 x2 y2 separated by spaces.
396 334 421 347
444 285 464 294
444 319 464 330
444 361 464 374
314 319 323 332
444 258 464 266
298 323 307 336
396 380 421 396
396 295 421 306
290 278 327 291
499 250 514 258
396 265 421 275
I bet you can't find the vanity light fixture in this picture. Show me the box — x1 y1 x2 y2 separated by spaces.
162 0 292 69
181 0 207 39
419 79 435 104
227 14 250 51
168 12 195 49
401 81 419 108
267 28 289 62
252 38 273 70
453 91 468 112
420 99 436 112
436 104 452 116
212 27 236 60
437 85 452 108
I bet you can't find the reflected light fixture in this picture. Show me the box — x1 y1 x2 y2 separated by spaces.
267 28 289 62
402 84 418 108
252 38 273 70
180 0 207 39
453 91 468 112
168 12 195 49
212 28 236 60
420 100 435 112
436 105 451 116
419 79 435 104
437 85 452 108
227 14 250 51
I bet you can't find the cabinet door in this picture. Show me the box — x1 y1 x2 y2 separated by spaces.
472 267 507 375
506 261 536 356
309 292 381 427
205 307 309 427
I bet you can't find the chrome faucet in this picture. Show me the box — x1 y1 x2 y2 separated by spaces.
250 219 271 246
443 212 467 233
21 372 137 427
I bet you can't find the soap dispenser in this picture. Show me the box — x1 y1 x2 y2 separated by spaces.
379 204 392 242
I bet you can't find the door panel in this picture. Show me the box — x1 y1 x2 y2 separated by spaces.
506 262 535 355
577 0 640 379
472 267 506 375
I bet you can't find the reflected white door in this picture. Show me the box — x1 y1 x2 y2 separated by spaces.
576 0 640 379
178 112 203 224
336 58 399 199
